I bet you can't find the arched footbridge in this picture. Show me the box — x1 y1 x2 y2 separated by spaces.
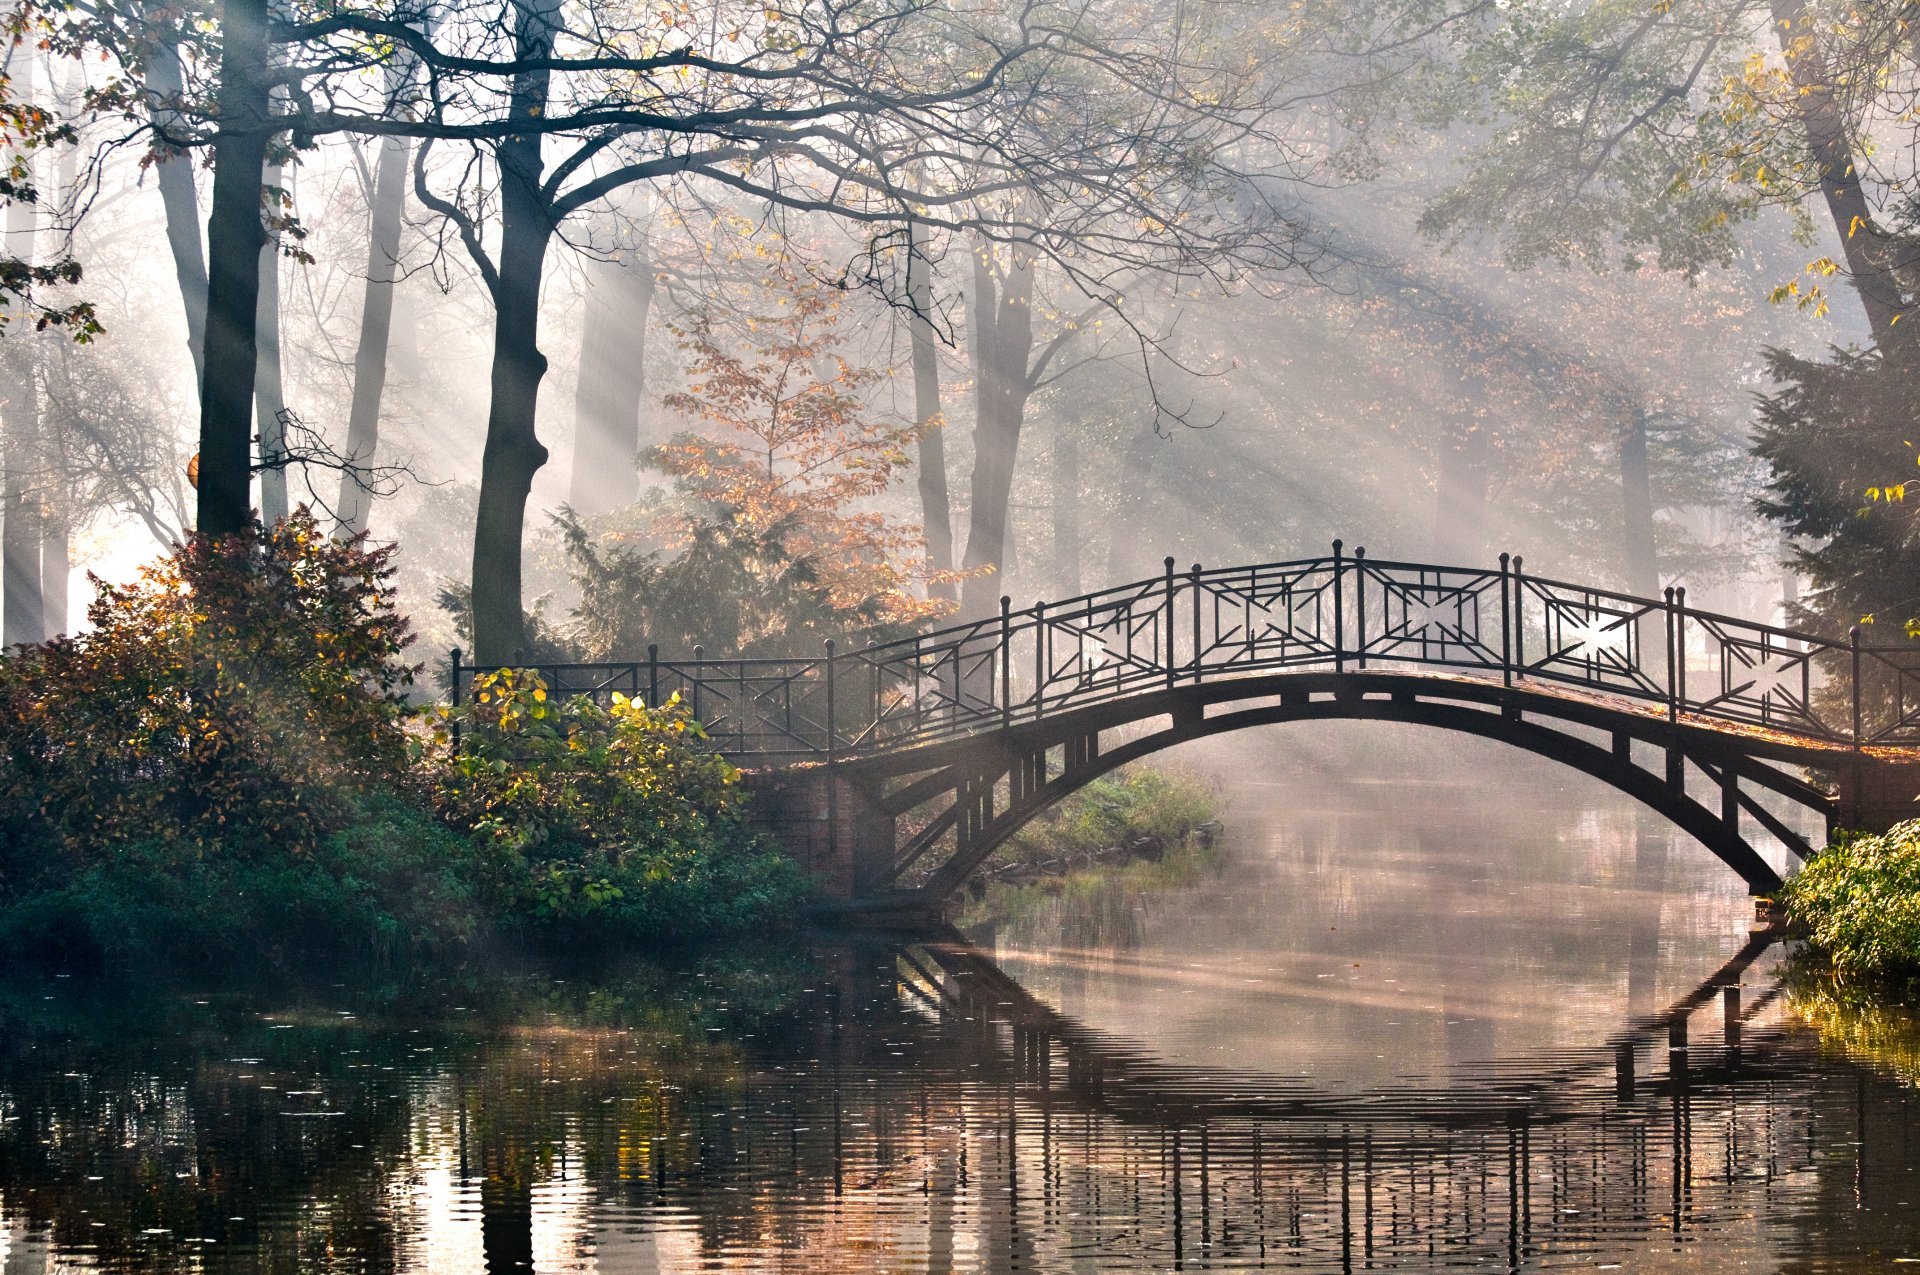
454 546 1920 910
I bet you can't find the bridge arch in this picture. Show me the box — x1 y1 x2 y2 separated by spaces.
839 672 1837 906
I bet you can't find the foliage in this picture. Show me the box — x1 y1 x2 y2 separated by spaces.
549 503 915 660
0 512 415 864
425 668 805 937
956 768 1226 946
985 766 1220 876
1753 345 1920 635
0 797 483 970
1778 820 1920 992
657 272 953 630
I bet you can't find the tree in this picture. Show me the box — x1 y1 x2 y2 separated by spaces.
656 271 949 628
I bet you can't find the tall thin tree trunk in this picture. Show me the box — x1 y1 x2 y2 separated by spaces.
337 131 411 534
4 52 43 646
959 241 1034 620
255 160 288 525
469 0 561 665
1103 424 1158 586
567 242 652 516
195 0 273 536
40 504 68 637
1619 408 1659 596
907 217 954 599
146 38 209 388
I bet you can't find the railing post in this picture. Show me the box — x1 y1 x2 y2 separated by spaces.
691 644 704 722
647 642 659 708
824 637 838 859
1190 563 1204 683
1663 589 1678 723
1163 556 1178 688
449 647 463 751
1675 587 1688 712
1354 546 1368 670
1332 539 1346 674
1511 555 1525 674
1001 595 1014 729
1851 625 1863 750
1498 555 1512 688
868 641 881 746
1033 601 1046 720
825 637 838 759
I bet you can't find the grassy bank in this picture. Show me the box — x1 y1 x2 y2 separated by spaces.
1778 819 1920 997
956 766 1224 943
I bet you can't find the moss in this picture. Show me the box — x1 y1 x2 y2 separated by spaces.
1779 820 1920 997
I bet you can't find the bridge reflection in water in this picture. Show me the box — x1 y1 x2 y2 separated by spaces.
7 928 1910 1272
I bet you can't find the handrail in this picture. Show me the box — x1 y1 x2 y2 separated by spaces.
450 545 1920 759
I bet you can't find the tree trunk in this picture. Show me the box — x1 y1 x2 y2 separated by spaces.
255 159 288 525
907 217 954 598
1051 414 1081 596
4 52 43 647
146 38 209 388
567 242 653 516
40 503 68 638
959 242 1035 620
1619 408 1659 596
336 132 411 534
195 0 273 536
469 0 561 666
1771 0 1919 354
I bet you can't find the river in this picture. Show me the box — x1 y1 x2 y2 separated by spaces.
2 725 1916 1271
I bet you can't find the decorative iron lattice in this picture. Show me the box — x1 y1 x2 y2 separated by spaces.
449 545 1920 759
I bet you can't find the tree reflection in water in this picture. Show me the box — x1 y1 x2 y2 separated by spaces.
0 926 1916 1272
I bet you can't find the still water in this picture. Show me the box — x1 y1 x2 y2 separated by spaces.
2 731 1918 1272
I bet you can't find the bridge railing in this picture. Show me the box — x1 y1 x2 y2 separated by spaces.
449 545 1920 759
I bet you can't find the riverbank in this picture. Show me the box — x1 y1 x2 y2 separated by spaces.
1777 819 1920 999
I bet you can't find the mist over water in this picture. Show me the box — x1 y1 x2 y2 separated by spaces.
2 729 1916 1272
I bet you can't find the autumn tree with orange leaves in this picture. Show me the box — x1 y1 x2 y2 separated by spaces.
656 277 958 630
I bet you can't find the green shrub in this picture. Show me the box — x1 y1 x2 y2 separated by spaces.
990 765 1219 874
0 797 482 970
1779 820 1920 991
426 668 805 940
0 513 414 865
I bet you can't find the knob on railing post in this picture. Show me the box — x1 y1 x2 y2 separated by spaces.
1332 540 1345 673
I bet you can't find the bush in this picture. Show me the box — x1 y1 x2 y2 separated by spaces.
0 797 482 970
985 766 1219 877
426 668 805 940
1779 820 1920 992
0 513 414 868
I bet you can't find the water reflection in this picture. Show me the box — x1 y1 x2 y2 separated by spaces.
1 769 1917 1271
